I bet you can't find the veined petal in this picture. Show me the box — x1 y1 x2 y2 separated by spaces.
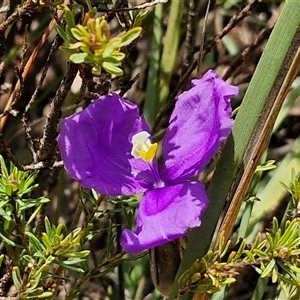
57 94 156 196
120 182 208 254
160 69 238 184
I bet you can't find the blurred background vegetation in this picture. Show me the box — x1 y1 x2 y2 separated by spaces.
0 0 299 299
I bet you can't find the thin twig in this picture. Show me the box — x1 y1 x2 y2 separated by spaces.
197 0 211 77
0 130 63 170
181 0 197 76
63 251 127 299
21 160 63 170
22 37 59 163
86 195 106 225
0 131 24 170
9 194 29 252
0 131 63 170
223 26 273 80
119 73 140 97
37 62 78 161
99 0 168 12
9 26 29 117
0 1 41 32
0 259 12 297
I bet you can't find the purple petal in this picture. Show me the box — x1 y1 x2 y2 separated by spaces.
120 182 208 254
159 69 238 184
57 94 156 196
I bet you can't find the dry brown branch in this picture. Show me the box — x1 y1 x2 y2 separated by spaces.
22 37 59 162
181 0 198 75
223 26 273 80
0 2 69 131
37 62 78 161
0 1 41 33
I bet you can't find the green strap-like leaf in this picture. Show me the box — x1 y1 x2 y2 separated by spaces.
168 1 300 299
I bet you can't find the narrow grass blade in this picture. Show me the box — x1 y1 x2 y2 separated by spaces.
168 2 300 299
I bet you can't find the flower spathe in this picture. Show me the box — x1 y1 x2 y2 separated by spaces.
57 70 238 254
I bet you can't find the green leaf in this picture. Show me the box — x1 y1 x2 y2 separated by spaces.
55 24 71 42
119 27 142 47
55 223 65 236
17 197 49 212
109 51 126 61
244 250 255 262
261 259 276 278
54 260 85 273
59 45 77 56
102 38 122 57
58 258 87 265
0 254 4 267
255 160 276 172
288 263 300 273
26 232 47 253
0 155 9 179
222 278 236 285
101 62 123 76
69 52 88 64
12 266 22 291
0 230 17 246
26 204 43 226
63 6 76 29
36 292 52 299
19 180 38 196
44 217 52 237
265 232 274 250
86 0 93 12
60 250 90 258
0 206 12 222
103 56 122 65
253 249 269 258
41 233 53 253
26 272 42 293
290 249 300 256
95 17 109 42
23 289 52 299
70 27 84 41
278 223 298 246
132 9 149 27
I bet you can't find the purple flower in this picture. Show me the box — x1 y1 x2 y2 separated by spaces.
57 70 238 254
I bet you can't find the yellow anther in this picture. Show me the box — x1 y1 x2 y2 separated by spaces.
131 131 158 162
135 143 158 162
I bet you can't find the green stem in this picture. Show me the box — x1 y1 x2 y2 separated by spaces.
158 0 181 105
144 3 164 128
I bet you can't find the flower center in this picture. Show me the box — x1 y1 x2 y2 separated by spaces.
131 131 158 162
